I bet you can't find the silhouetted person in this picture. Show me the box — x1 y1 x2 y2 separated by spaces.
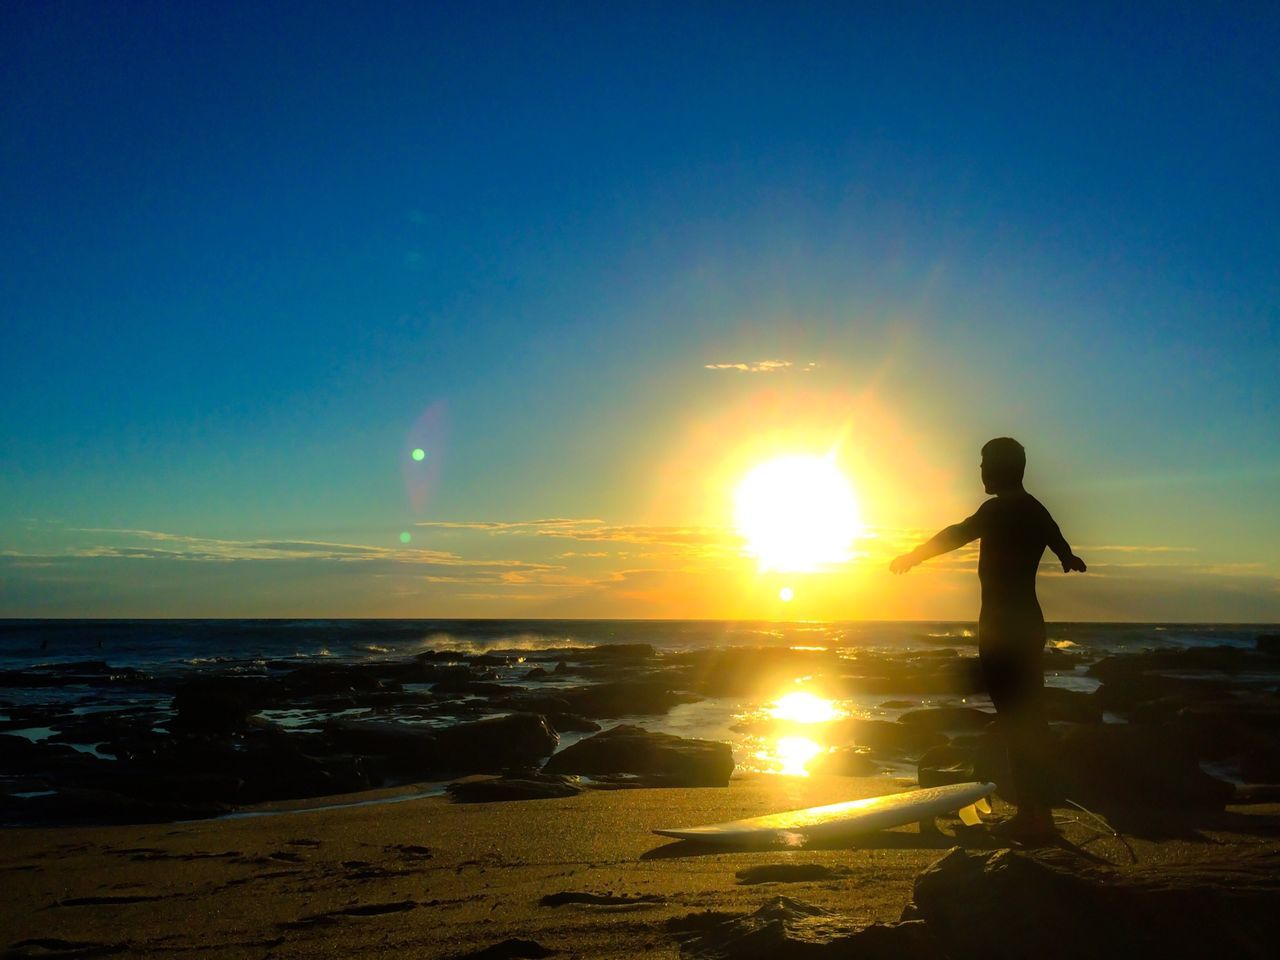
891 437 1086 842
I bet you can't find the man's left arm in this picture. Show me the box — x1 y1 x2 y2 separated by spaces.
1044 506 1086 573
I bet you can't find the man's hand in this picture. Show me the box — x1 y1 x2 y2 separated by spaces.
890 550 920 575
1061 554 1087 573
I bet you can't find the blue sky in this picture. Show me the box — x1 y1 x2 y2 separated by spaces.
2 3 1278 618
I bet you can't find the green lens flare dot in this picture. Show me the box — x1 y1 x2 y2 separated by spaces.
412 448 426 461
399 532 412 543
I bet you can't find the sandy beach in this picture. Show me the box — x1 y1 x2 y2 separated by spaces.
6 773 1280 959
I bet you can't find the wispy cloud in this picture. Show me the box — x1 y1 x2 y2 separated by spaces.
1080 544 1198 554
38 528 554 571
416 518 736 550
703 360 817 373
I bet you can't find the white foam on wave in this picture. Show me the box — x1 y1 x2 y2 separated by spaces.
419 632 584 654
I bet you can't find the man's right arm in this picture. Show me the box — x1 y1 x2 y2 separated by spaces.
890 508 984 574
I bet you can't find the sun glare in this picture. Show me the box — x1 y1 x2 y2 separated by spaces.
734 455 862 572
769 691 841 724
773 736 824 776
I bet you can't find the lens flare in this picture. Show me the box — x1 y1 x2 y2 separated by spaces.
399 532 412 544
412 448 426 461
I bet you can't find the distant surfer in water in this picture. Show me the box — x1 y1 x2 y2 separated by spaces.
890 437 1086 843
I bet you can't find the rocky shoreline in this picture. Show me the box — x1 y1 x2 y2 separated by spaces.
3 634 1280 825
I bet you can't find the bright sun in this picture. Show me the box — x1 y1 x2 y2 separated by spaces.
734 454 862 572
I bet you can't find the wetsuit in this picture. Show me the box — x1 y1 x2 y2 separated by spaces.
943 491 1072 807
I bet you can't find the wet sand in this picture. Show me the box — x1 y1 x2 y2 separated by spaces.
6 774 1280 959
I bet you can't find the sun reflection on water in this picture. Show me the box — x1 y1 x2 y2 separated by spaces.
741 690 849 776
772 736 824 776
769 691 842 724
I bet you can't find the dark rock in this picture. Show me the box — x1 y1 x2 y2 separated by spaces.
1240 738 1280 783
0 661 149 688
810 747 881 777
0 787 232 825
910 845 1280 960
735 864 844 884
898 707 996 734
0 776 53 796
545 713 601 734
1177 694 1280 753
917 744 978 788
1085 650 1265 719
447 773 581 803
543 724 733 787
1235 783 1280 803
560 681 700 718
524 667 549 680
1093 673 1234 715
0 735 99 774
435 680 511 697
321 719 437 769
1091 646 1280 680
95 771 246 804
230 748 370 802
1053 723 1234 808
277 663 396 698
842 719 946 759
171 677 266 731
917 732 1015 792
1042 687 1102 723
434 714 559 773
668 897 942 959
539 891 664 906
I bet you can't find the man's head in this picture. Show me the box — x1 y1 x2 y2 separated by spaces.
981 437 1025 494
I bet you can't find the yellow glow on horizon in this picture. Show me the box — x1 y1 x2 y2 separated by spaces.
734 454 862 572
769 691 841 724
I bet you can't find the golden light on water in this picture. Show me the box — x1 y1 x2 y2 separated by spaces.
741 690 847 776
769 736 825 776
769 691 841 724
734 454 862 572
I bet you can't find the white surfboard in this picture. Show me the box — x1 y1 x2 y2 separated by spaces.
653 781 996 844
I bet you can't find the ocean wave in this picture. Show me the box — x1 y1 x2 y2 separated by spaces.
418 632 585 655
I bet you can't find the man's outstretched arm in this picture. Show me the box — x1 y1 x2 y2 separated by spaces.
1044 508 1087 573
890 514 982 574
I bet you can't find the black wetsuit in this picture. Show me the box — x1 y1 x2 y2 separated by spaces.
950 491 1072 806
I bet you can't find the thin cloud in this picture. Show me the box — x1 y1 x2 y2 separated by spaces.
51 528 554 570
703 360 817 373
1081 545 1198 554
416 518 733 546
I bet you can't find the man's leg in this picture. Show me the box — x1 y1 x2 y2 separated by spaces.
980 641 1053 833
